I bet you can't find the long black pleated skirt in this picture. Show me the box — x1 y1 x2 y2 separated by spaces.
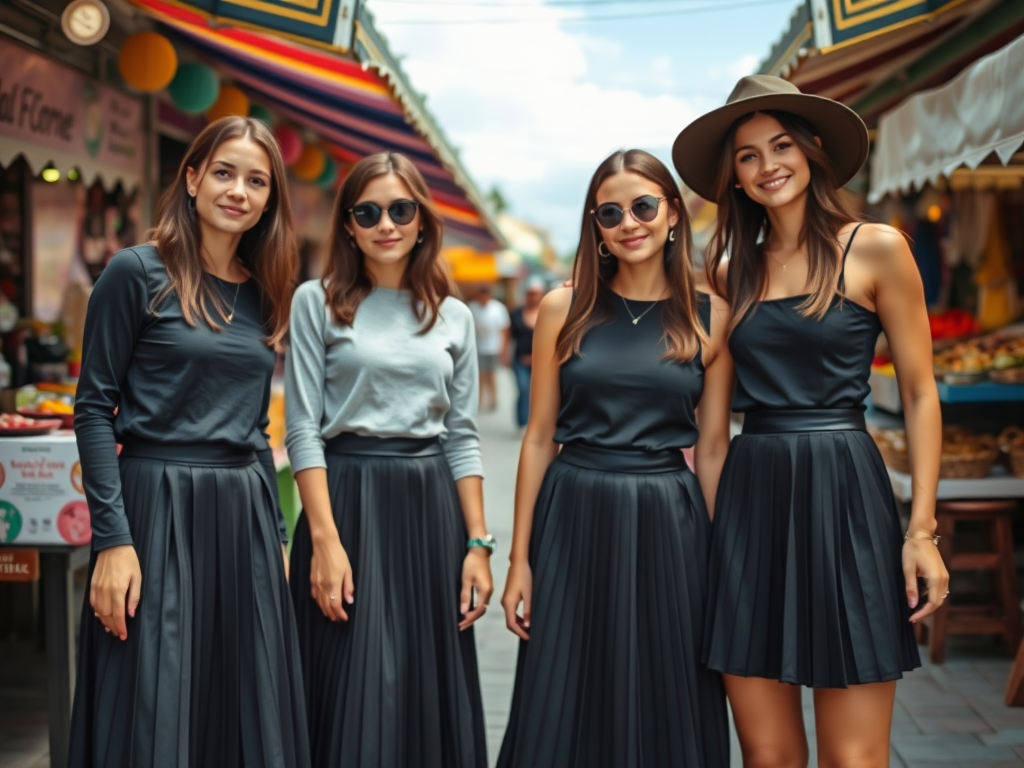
289 434 486 768
497 444 729 768
704 411 921 688
69 443 310 768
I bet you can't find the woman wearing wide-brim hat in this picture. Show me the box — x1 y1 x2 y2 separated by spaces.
674 75 948 766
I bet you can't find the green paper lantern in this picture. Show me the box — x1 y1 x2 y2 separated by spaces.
316 156 338 188
249 104 274 125
168 62 220 115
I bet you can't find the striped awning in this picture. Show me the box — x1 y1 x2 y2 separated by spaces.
133 0 502 250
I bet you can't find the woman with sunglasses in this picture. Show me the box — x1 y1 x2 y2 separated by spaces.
497 149 732 768
674 76 947 767
286 151 492 768
70 116 308 767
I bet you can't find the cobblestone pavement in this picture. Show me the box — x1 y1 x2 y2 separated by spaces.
5 371 1024 767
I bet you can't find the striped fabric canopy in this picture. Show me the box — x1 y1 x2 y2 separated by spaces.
134 0 501 250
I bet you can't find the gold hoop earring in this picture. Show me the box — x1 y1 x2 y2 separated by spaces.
598 242 612 259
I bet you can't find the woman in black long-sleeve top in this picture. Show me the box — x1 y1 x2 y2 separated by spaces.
69 116 309 768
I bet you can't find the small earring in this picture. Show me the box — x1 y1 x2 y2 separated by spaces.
668 229 676 242
598 242 612 259
417 231 424 244
187 195 196 211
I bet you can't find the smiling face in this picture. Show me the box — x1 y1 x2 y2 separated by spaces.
732 112 813 210
594 171 678 267
344 172 422 275
186 136 272 238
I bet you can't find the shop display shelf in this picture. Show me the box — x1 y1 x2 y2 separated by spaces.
937 380 1024 403
888 465 1024 503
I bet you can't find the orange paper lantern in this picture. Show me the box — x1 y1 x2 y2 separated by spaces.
206 85 250 123
292 145 326 181
118 32 178 92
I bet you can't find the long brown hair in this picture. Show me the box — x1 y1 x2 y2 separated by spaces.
705 110 860 326
322 152 450 331
150 116 296 346
556 149 706 363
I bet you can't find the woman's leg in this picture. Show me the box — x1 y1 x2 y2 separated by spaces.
813 682 896 768
725 674 809 768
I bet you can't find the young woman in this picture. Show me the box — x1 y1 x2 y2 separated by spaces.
503 277 546 429
498 149 733 768
285 151 493 768
673 75 949 767
70 116 308 767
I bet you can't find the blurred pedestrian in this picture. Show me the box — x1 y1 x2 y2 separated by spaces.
498 149 733 768
468 284 509 411
286 151 493 768
674 75 948 766
70 116 309 768
503 277 546 429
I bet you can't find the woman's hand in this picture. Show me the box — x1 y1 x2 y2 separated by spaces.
501 560 533 640
282 543 290 583
309 533 355 621
904 538 950 623
459 550 494 630
90 544 142 641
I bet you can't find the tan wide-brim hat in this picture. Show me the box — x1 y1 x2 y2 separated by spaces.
672 74 869 201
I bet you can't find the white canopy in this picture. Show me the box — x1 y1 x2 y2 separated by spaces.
869 33 1024 203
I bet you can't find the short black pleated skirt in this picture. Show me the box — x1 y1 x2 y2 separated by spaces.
497 444 729 768
289 434 486 768
704 410 921 688
69 442 310 768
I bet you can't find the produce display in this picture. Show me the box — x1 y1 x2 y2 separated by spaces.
930 326 1024 384
14 383 75 427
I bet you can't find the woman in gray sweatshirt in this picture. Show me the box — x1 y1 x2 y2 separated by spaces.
285 151 493 768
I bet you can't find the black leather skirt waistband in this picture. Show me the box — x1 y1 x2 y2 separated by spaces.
119 439 257 467
324 433 442 458
742 408 867 435
557 443 689 474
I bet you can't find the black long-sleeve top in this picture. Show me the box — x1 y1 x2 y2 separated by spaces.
74 245 284 552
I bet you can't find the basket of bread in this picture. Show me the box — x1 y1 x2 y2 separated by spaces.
874 426 999 479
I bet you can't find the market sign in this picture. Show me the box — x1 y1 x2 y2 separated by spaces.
821 0 964 48
0 549 39 582
158 0 357 51
0 37 144 189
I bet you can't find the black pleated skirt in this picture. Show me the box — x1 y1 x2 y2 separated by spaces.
288 434 486 768
69 444 310 768
497 444 729 768
704 421 921 688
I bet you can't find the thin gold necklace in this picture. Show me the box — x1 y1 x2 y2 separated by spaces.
620 291 665 326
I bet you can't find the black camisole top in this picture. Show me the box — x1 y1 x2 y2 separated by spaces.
729 224 882 413
554 290 711 451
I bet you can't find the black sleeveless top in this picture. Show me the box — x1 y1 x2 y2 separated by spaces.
730 224 882 412
554 290 710 451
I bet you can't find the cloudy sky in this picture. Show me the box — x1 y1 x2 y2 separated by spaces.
366 0 801 253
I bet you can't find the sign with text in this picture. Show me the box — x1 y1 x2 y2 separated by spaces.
0 548 39 582
0 38 143 177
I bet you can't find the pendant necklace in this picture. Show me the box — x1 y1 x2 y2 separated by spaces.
225 279 241 323
620 293 664 326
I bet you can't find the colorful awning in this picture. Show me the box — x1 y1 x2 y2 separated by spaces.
132 0 502 250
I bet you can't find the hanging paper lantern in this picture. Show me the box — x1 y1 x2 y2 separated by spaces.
292 145 326 181
316 156 338 189
274 125 302 166
118 33 178 92
249 104 273 125
206 85 250 123
168 62 220 115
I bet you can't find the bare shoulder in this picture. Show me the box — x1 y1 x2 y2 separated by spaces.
846 222 915 277
538 286 574 322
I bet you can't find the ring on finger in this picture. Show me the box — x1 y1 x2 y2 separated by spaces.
329 594 336 602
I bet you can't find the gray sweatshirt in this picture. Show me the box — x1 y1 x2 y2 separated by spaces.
284 280 483 479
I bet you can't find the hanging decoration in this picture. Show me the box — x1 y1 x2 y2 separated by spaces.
274 125 303 166
249 104 273 125
316 155 338 189
118 32 177 92
206 84 250 123
168 62 220 115
292 145 326 181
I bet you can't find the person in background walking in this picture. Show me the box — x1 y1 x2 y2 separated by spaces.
286 151 493 768
468 283 510 412
503 277 546 430
70 116 309 768
498 149 732 768
674 75 948 768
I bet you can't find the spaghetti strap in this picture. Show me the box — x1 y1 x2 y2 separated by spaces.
838 222 866 291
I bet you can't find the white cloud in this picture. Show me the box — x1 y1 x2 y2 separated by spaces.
367 0 707 251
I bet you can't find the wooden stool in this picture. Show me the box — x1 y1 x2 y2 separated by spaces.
916 500 1022 665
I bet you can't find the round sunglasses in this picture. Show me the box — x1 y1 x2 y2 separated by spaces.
590 195 666 229
348 199 420 229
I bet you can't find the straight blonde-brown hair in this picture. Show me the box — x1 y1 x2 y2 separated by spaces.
557 149 707 363
705 110 860 327
150 116 297 346
322 152 451 331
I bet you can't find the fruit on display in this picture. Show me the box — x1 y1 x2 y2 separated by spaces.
933 332 1024 375
929 309 979 340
